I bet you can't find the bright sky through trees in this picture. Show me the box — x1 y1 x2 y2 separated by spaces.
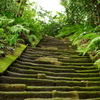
30 0 65 15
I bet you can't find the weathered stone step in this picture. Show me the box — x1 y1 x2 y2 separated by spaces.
23 50 88 57
27 86 100 91
9 66 99 75
75 69 99 73
15 60 93 66
0 84 27 91
0 91 100 100
7 67 99 77
59 59 92 63
6 71 100 81
9 65 75 73
25 49 79 55
8 67 99 77
62 62 93 66
21 53 90 59
8 67 75 75
6 71 37 78
1 76 100 86
18 57 92 63
13 63 96 70
0 76 54 86
26 47 76 52
24 98 100 100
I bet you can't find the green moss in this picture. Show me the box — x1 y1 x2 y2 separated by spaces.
0 84 27 91
0 44 27 74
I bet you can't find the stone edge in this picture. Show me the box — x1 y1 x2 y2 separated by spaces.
0 44 27 75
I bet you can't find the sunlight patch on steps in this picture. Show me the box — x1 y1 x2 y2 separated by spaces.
34 57 62 66
41 46 58 50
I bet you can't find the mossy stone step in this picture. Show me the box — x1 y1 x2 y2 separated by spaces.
62 62 93 66
25 50 79 55
20 54 91 63
0 76 54 86
0 84 27 91
8 67 100 77
13 63 96 70
0 91 52 100
1 76 100 86
6 71 37 78
24 98 100 100
18 57 92 63
75 69 99 73
27 86 100 91
6 71 100 81
0 91 100 99
9 67 75 74
8 67 99 77
26 47 76 53
15 60 93 66
11 64 75 73
24 98 74 100
21 53 90 59
59 59 92 63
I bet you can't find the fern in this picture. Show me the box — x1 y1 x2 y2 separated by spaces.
82 33 98 40
7 24 29 34
83 36 100 55
94 59 100 69
93 50 100 59
0 16 14 27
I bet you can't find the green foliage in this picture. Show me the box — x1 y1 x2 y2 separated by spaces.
94 59 100 69
7 24 29 34
83 36 100 55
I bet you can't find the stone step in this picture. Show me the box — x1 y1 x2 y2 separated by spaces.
18 57 92 63
15 60 93 66
13 63 96 70
6 71 100 81
9 66 99 75
10 65 75 73
0 84 27 91
59 59 92 63
24 50 79 55
21 53 90 59
26 47 76 53
7 67 100 77
0 91 100 100
9 67 75 74
8 67 99 77
0 76 54 86
24 98 100 100
1 76 100 86
27 86 100 91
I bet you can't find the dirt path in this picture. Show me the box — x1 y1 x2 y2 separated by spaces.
0 36 100 100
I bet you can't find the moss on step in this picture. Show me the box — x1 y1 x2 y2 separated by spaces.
0 91 52 99
75 69 99 73
0 44 27 74
1 76 54 86
0 84 27 91
63 63 93 66
27 86 100 91
24 98 100 100
6 71 37 78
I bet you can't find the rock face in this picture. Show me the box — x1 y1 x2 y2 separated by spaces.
0 36 100 100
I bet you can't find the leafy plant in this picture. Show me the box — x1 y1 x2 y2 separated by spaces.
83 36 100 55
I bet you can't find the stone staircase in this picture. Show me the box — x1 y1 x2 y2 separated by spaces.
0 36 100 100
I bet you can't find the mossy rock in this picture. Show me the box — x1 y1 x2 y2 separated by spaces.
0 44 27 74
0 84 27 91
